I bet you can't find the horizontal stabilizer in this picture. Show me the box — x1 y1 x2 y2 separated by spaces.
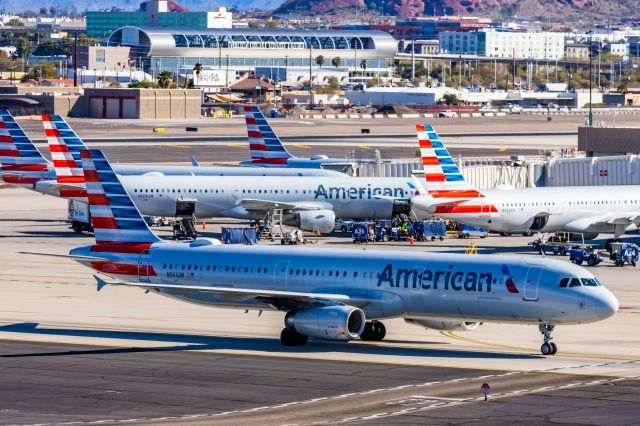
19 251 113 262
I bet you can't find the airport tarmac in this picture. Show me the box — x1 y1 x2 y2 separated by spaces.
14 114 586 164
0 187 639 425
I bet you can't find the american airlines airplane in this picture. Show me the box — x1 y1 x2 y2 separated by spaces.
34 116 418 232
27 148 618 355
0 109 340 191
240 106 351 169
410 124 640 243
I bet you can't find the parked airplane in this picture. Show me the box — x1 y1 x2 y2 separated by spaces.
35 114 417 231
410 124 640 243
241 106 351 169
0 109 341 192
28 148 618 355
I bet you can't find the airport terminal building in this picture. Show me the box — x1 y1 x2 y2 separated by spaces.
106 26 398 85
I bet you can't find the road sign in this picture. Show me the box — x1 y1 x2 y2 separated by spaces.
481 383 490 401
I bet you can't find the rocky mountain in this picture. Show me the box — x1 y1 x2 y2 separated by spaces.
274 0 637 20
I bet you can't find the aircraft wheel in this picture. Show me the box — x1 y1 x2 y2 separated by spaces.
550 342 558 355
372 322 386 341
541 342 553 355
280 328 308 346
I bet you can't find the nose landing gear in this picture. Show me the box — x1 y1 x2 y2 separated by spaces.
539 324 557 355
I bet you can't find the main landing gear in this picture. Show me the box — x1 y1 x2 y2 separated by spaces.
539 324 558 355
280 327 308 346
359 321 386 341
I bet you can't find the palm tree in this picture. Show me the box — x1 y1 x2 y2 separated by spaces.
360 59 368 77
331 56 342 69
157 70 174 89
315 55 325 68
193 62 203 86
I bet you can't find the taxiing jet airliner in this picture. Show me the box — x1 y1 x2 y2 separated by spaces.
240 106 351 169
24 148 619 355
410 124 640 243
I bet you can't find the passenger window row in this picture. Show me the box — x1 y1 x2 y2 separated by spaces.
163 264 268 274
134 189 225 194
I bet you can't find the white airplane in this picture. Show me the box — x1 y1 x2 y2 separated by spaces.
34 117 419 232
26 148 618 355
410 124 640 244
240 106 352 169
0 109 341 191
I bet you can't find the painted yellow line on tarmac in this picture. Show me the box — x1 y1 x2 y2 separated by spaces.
292 144 311 149
162 144 192 149
227 144 245 148
441 331 640 362
357 145 370 149
498 147 507 152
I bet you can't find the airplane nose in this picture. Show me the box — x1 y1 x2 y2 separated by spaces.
595 290 619 319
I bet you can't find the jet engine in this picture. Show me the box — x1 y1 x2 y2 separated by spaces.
284 209 335 233
405 318 481 331
285 306 366 340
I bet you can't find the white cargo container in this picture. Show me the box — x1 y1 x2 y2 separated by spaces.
67 200 92 234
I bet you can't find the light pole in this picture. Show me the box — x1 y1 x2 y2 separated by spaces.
588 31 593 127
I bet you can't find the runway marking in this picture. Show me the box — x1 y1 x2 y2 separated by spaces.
226 144 245 148
356 145 370 149
292 144 311 149
161 144 192 149
441 331 640 362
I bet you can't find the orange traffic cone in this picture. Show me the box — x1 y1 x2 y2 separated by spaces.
409 235 414 245
202 222 206 230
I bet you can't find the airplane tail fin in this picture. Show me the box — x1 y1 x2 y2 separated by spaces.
0 109 50 185
42 114 87 183
417 124 485 199
243 105 292 165
81 149 161 245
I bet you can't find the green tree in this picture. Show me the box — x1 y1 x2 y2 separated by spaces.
23 62 60 80
7 18 24 26
264 20 277 28
442 93 460 105
193 62 203 86
331 56 342 69
360 59 368 76
248 21 260 29
157 70 174 88
128 80 159 88
16 37 32 59
326 76 339 91
315 55 325 68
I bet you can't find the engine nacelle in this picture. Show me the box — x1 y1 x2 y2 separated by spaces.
284 209 335 233
310 155 329 160
286 306 366 340
405 318 481 331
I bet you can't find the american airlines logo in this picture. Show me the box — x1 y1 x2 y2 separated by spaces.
314 184 408 200
376 264 495 292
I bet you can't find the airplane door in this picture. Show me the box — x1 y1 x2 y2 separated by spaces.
479 199 492 218
138 248 152 283
274 260 289 290
523 266 543 301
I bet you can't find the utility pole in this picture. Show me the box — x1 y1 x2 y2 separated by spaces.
308 46 312 102
411 39 415 81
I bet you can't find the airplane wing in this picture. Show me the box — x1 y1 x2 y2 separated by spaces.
238 198 332 212
94 276 358 310
564 212 640 231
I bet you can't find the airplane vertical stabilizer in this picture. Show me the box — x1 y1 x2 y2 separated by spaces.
243 105 293 165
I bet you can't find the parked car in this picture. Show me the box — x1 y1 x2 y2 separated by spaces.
438 110 458 118
509 105 523 113
458 224 487 239
335 218 357 233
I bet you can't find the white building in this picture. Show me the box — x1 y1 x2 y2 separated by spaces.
440 29 565 60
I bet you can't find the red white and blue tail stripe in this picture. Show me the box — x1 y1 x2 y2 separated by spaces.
42 114 87 183
0 109 50 186
417 124 497 214
244 106 292 165
81 149 161 246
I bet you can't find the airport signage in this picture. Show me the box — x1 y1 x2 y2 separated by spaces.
196 70 227 86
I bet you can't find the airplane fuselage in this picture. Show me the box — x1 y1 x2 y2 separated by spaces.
72 242 618 326
412 186 640 236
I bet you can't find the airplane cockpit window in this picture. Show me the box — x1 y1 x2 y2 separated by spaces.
569 278 582 287
581 278 600 286
559 278 569 288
